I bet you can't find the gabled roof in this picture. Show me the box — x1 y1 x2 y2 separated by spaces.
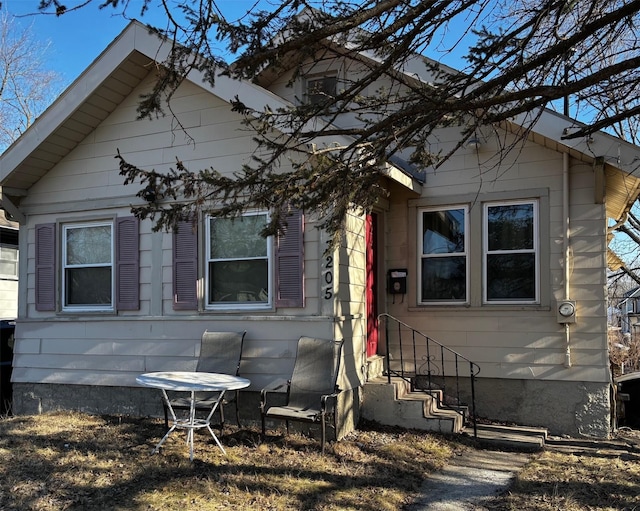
400 56 640 221
0 21 295 194
2 19 640 225
0 20 420 221
509 111 640 223
1 22 155 195
401 56 640 222
257 24 640 223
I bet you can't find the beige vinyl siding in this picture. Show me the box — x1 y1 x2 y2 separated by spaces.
334 210 367 389
16 74 360 394
22 85 261 207
12 317 342 391
387 130 608 384
0 279 17 319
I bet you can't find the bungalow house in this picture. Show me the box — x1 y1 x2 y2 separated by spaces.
1 20 639 439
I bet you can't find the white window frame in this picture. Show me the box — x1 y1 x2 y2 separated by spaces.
418 205 469 305
205 211 273 311
0 240 18 280
483 199 539 304
61 221 114 312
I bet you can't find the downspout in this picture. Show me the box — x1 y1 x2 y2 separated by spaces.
563 151 572 368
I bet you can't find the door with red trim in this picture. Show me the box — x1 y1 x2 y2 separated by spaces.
366 214 379 358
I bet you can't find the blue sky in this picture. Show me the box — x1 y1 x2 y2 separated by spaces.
3 1 473 88
2 1 259 86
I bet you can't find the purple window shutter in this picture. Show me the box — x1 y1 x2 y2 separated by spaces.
35 223 56 311
275 208 304 308
173 219 198 310
116 217 140 310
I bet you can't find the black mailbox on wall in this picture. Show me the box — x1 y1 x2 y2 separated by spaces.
388 269 407 294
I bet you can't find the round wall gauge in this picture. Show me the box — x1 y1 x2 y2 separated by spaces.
559 302 575 317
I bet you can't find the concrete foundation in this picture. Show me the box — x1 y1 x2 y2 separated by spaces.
11 382 360 442
12 377 610 439
464 378 612 438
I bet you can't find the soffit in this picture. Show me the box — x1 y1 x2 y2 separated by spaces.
608 248 626 272
523 125 640 223
605 166 640 222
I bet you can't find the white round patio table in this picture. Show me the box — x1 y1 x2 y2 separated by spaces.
136 371 250 460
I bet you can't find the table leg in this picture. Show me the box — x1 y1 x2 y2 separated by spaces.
152 389 178 454
205 390 227 454
183 390 193 460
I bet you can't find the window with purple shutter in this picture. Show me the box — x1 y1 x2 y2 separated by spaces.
116 216 139 310
173 219 198 310
35 223 56 311
275 208 304 308
206 212 270 308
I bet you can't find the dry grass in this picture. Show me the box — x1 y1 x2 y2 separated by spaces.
5 412 640 510
0 412 458 511
484 431 640 511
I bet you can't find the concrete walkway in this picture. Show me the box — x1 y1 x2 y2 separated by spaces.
410 448 531 511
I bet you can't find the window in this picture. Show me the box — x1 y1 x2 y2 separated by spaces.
172 209 304 311
35 218 139 312
419 206 468 303
484 200 538 303
0 245 18 278
306 75 337 105
206 212 272 309
62 222 113 310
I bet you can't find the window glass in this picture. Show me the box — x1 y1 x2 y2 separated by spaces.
487 203 534 251
207 213 271 307
209 215 267 259
486 253 536 300
63 223 113 309
0 245 18 279
66 225 111 264
419 207 467 303
485 201 538 302
307 75 337 105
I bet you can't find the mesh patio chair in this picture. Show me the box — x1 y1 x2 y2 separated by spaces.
163 330 246 433
260 336 344 454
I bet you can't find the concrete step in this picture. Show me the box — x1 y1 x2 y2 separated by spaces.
361 377 464 434
402 390 468 419
465 423 548 452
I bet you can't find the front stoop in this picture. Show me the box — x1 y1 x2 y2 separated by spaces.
361 376 464 434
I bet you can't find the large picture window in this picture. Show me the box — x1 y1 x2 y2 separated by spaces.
62 222 113 310
419 206 468 303
484 200 538 303
206 212 272 308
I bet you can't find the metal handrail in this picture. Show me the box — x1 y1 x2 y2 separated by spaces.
378 313 480 438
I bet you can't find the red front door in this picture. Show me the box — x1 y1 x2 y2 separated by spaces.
366 214 378 357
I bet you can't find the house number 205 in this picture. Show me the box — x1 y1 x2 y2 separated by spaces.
323 242 333 300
